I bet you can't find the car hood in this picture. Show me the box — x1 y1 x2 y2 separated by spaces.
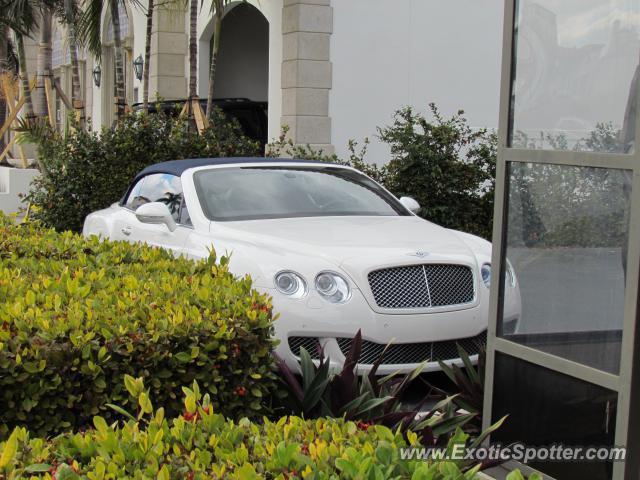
212 216 480 278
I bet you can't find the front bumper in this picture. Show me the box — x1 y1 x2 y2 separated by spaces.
267 287 517 375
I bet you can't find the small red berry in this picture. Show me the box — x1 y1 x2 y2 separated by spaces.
183 411 198 421
356 421 371 431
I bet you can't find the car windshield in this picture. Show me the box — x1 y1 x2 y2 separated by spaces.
194 166 409 221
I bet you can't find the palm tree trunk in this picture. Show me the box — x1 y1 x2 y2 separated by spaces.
68 23 84 126
142 0 154 111
110 0 126 120
15 33 34 120
205 3 222 119
188 0 197 98
35 7 53 119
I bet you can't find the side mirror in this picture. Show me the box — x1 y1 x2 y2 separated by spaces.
399 196 420 214
135 202 177 232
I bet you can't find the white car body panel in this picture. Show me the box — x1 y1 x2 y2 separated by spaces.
83 160 521 374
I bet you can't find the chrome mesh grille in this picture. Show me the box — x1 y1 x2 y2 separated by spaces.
336 331 486 365
368 264 474 309
288 336 321 359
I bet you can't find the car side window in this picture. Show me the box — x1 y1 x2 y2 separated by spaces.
178 195 192 226
126 173 184 224
124 177 148 210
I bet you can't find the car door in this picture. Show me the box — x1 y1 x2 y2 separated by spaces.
117 173 192 257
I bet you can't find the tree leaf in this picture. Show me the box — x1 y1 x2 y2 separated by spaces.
105 403 136 422
0 428 19 469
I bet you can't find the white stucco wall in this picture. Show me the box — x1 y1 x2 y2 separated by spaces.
329 0 504 164
0 167 39 217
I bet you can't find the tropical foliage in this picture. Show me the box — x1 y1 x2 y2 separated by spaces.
0 217 277 438
275 331 483 447
0 376 489 479
0 0 58 123
433 346 486 433
23 109 260 232
379 104 496 240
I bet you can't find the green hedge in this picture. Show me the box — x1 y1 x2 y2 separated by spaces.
0 378 484 480
25 109 260 233
268 106 497 240
0 218 277 438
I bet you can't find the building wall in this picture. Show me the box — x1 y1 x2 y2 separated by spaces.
27 0 504 165
330 0 504 164
281 0 334 154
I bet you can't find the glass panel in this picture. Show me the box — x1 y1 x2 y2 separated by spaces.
136 173 182 223
179 196 192 226
492 353 617 480
499 163 631 374
106 7 130 42
194 167 408 221
125 177 146 210
52 31 63 69
509 0 640 152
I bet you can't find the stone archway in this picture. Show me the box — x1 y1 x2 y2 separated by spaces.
210 3 269 102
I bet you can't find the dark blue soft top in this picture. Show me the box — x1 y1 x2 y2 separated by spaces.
133 157 330 182
121 157 334 205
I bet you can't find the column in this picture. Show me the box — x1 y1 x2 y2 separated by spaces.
150 4 188 100
281 0 333 154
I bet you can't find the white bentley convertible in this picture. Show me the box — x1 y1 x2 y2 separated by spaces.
83 158 521 373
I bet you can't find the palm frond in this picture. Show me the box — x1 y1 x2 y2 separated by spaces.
0 0 39 35
77 0 103 58
14 117 57 145
54 0 80 27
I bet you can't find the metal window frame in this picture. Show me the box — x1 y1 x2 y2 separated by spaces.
482 2 640 478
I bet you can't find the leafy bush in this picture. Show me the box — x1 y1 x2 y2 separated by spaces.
266 125 340 162
507 470 543 480
276 331 479 446
0 377 487 479
271 106 497 239
429 345 486 434
23 109 260 232
380 105 496 240
267 126 390 185
0 218 276 438
25 103 495 238
507 158 629 249
509 124 631 248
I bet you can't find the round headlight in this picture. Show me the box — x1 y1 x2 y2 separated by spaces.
315 271 351 304
274 271 307 298
481 263 491 288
